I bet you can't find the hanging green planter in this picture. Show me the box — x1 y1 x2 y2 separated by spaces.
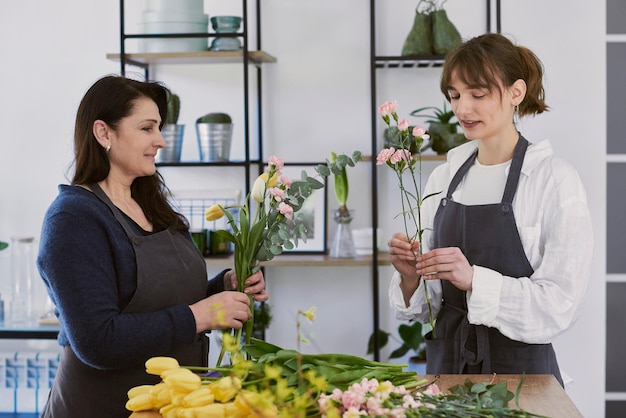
401 1 462 57
401 11 433 56
431 9 462 55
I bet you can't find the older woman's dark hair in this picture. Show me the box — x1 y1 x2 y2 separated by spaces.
72 75 187 232
440 33 548 117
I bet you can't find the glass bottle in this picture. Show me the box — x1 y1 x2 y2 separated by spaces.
329 208 356 258
8 236 35 326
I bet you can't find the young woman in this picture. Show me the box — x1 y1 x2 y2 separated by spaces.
37 75 269 417
387 33 592 386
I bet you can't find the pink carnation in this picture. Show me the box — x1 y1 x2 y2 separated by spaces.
378 100 398 116
412 126 427 137
422 383 442 396
390 149 411 164
398 119 409 131
279 175 292 187
269 187 286 202
278 202 293 219
376 148 395 165
268 155 284 171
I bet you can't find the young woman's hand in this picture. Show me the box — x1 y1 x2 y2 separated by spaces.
388 232 421 282
416 247 474 291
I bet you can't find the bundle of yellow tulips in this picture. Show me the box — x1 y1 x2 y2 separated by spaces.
126 356 280 418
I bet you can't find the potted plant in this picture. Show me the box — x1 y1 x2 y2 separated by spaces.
158 91 185 163
367 321 426 372
195 112 233 162
410 102 468 154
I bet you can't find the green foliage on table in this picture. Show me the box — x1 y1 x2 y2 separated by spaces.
0 241 8 251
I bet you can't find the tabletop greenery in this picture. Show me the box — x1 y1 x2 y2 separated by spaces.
126 308 547 418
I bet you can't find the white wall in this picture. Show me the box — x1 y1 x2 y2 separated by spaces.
0 1 606 416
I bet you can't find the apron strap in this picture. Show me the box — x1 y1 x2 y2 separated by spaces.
446 150 478 198
89 183 137 240
501 135 529 204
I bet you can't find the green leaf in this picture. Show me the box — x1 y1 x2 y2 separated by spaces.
366 330 390 354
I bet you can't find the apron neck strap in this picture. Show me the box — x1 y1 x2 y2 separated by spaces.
88 183 137 239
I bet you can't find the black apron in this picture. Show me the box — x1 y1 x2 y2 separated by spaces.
43 183 209 417
425 136 563 386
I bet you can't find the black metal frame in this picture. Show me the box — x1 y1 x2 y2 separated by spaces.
116 0 266 195
368 0 501 360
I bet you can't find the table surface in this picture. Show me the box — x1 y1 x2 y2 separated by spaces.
129 374 581 418
425 374 582 418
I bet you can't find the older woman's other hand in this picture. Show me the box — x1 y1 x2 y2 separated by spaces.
223 269 269 302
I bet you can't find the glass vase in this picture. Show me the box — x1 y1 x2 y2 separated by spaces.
329 208 356 258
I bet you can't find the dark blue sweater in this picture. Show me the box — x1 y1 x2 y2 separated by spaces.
37 185 226 370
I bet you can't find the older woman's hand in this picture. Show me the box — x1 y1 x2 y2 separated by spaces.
224 269 269 302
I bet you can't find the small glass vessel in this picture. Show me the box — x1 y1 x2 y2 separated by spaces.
210 16 242 51
329 208 356 258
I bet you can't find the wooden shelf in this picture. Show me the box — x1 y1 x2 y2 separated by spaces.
106 50 277 66
204 252 391 268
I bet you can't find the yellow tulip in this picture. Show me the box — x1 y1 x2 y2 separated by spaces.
163 368 202 393
178 402 227 418
125 393 154 412
127 384 154 399
251 172 279 203
150 382 172 409
205 204 225 221
234 390 279 418
145 356 179 375
182 387 215 407
208 375 242 402
159 403 181 418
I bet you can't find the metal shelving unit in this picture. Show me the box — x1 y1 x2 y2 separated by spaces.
109 0 273 194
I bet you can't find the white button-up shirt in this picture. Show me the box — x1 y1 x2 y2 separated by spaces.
388 139 593 344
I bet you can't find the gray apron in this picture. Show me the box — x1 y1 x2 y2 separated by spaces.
43 183 209 417
425 136 563 386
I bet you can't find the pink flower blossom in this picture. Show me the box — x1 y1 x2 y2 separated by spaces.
390 149 411 164
341 389 365 410
412 126 427 137
268 155 284 171
398 119 409 131
376 148 395 165
269 187 286 202
279 175 292 187
423 383 442 396
402 394 423 409
378 100 398 116
278 202 293 219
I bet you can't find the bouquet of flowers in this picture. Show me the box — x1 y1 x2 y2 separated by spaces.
205 156 325 363
376 100 439 336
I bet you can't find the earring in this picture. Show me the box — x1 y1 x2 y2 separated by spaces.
106 144 111 153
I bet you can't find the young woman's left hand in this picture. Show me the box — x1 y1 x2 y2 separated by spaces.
225 269 269 302
416 247 474 291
